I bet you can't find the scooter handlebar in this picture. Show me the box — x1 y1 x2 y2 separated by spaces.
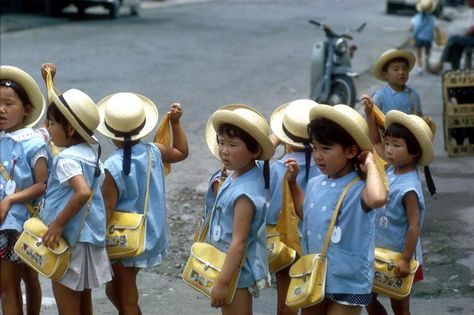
308 19 322 27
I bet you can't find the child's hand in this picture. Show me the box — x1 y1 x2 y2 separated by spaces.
210 281 228 308
395 259 410 278
360 95 374 117
284 158 299 183
0 196 12 223
41 63 56 81
357 151 375 175
169 103 183 123
42 220 64 249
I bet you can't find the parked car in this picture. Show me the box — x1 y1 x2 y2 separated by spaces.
386 0 444 16
44 0 141 19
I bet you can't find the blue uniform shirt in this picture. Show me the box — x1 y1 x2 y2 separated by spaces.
372 85 422 115
412 13 436 42
302 171 375 295
104 142 168 268
207 165 269 289
0 128 52 232
40 143 105 247
375 165 425 263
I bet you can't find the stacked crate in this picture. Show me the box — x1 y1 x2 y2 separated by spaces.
442 69 474 157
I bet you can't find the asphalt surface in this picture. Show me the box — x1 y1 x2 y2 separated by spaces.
1 1 473 314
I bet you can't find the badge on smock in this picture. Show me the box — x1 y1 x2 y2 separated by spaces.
5 180 16 195
331 226 342 243
379 216 388 229
212 225 221 242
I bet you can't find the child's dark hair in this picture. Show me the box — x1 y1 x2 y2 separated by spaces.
47 102 86 143
385 123 422 156
382 57 409 72
308 118 359 150
0 79 31 107
216 123 260 154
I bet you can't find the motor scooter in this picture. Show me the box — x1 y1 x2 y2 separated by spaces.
309 19 366 108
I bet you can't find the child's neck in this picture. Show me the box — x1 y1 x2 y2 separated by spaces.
393 163 416 175
232 160 256 178
388 82 406 93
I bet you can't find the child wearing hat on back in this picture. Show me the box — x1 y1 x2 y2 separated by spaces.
268 99 320 315
97 93 188 314
202 105 274 314
372 49 423 116
39 88 111 315
286 104 387 315
410 0 441 74
0 65 50 315
362 95 434 315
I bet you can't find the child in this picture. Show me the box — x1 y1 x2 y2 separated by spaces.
268 99 320 315
97 92 188 314
205 105 274 314
0 65 50 315
362 96 434 315
39 88 111 315
372 49 423 116
287 104 387 315
410 0 441 74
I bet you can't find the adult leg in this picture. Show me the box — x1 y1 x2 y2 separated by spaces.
51 281 85 315
22 266 42 315
365 293 388 315
390 296 411 315
221 288 252 315
441 35 474 69
276 266 298 315
0 259 24 315
111 262 141 315
327 301 362 315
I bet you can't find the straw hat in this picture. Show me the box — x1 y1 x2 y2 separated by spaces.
96 92 159 142
385 110 434 166
206 104 275 160
416 0 437 13
51 88 99 144
372 49 416 81
0 65 46 128
309 104 373 152
270 99 318 149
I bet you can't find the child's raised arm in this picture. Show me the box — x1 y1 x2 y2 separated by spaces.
361 95 385 158
285 158 305 220
210 195 253 308
155 103 189 163
359 151 387 209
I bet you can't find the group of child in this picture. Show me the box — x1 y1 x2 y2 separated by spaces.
1 44 434 315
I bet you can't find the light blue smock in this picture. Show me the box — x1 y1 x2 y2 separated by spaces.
40 143 105 247
206 165 269 288
0 128 51 232
375 165 425 264
104 142 167 268
412 13 436 42
302 171 375 295
372 85 422 115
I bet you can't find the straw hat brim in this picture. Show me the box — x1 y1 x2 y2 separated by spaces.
51 90 98 144
0 66 46 128
96 93 159 142
209 108 275 161
309 104 373 152
372 50 416 81
385 111 433 166
270 102 311 149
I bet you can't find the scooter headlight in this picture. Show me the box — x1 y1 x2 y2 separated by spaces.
334 38 348 55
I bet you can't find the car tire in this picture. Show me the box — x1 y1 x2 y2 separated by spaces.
386 2 397 14
108 0 120 19
130 3 140 16
44 0 63 16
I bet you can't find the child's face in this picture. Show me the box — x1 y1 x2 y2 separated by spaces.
217 133 259 175
384 136 418 167
0 86 31 132
47 117 69 147
382 61 409 90
311 140 357 178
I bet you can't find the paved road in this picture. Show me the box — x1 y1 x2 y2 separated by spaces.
1 1 473 314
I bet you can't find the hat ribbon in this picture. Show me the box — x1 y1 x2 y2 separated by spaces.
58 95 94 136
282 123 309 145
104 118 146 138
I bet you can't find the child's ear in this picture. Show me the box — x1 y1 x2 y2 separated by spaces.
66 123 76 138
23 104 32 119
252 146 263 159
345 145 359 159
